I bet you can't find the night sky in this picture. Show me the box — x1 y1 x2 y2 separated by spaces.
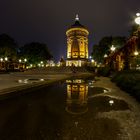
0 0 140 61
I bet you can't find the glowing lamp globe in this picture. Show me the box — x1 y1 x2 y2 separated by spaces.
135 13 140 25
104 54 108 58
5 57 8 61
0 58 3 62
110 45 116 52
134 51 139 56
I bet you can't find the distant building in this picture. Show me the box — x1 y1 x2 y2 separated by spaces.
66 15 89 67
0 60 26 72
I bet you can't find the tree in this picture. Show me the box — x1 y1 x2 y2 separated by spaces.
92 36 126 63
112 36 126 48
91 44 101 62
92 37 112 63
129 24 139 36
0 34 17 60
20 42 53 65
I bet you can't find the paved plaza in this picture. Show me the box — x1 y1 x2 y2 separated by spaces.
0 69 140 139
0 68 78 95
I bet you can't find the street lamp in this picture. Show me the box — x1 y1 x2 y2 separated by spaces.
24 58 27 62
135 13 140 25
104 54 108 58
0 58 3 62
89 56 92 59
110 45 116 52
38 63 41 67
19 59 22 63
134 13 140 69
4 57 8 71
134 13 140 38
134 51 139 56
109 100 114 106
134 51 139 69
5 57 8 61
91 59 94 63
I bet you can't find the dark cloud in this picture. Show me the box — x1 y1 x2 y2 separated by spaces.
0 0 140 61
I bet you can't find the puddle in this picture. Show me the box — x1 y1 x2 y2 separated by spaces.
65 78 129 116
88 87 110 97
88 96 130 113
0 77 130 139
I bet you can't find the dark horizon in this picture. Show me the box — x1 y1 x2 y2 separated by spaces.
0 0 140 61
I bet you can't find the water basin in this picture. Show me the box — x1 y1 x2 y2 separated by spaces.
0 77 130 140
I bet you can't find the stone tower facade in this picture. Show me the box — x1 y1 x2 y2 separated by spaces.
66 15 89 67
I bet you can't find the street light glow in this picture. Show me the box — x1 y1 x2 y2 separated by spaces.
0 58 3 62
104 54 108 58
134 51 139 56
135 13 140 25
109 100 114 106
91 59 94 63
5 57 8 61
89 56 92 59
19 59 22 63
24 58 27 62
110 45 116 52
136 13 140 17
135 17 140 25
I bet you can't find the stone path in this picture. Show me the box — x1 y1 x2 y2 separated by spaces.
92 77 140 140
0 70 92 96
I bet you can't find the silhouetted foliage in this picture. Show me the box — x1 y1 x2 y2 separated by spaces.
97 66 111 77
0 34 17 60
20 42 53 64
129 24 139 36
92 36 126 63
111 70 140 101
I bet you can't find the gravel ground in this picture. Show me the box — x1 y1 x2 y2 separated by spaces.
0 71 140 140
93 76 140 140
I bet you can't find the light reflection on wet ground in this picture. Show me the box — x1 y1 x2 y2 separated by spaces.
18 78 46 84
0 77 130 140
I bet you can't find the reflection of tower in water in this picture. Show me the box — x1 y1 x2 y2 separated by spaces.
66 79 88 115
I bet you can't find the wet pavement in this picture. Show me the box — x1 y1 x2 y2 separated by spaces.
0 77 140 140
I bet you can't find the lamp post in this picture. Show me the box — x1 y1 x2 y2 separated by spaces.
19 59 22 63
4 57 8 71
5 57 8 61
24 58 27 62
103 54 108 67
135 13 140 26
110 45 116 70
104 54 108 58
134 51 139 56
24 58 27 70
134 13 140 69
0 58 3 62
0 58 3 70
110 45 116 52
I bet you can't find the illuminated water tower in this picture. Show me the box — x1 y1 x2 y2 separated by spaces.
66 79 88 115
66 15 89 67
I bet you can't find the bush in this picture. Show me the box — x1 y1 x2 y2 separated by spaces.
111 70 140 101
97 66 111 77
